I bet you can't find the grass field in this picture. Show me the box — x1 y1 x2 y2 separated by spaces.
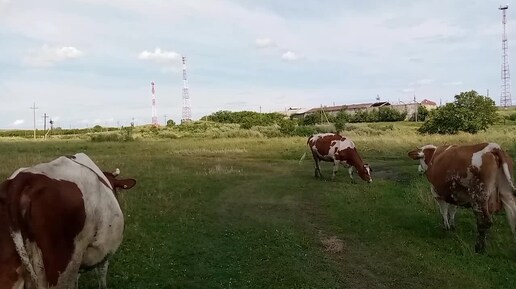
1 124 516 289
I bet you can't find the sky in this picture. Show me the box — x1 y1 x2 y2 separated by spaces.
0 0 515 129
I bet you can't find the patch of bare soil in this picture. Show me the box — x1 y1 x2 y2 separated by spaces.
320 235 345 254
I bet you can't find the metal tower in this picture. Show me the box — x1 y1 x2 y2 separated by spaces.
151 81 158 126
181 56 192 123
500 5 512 107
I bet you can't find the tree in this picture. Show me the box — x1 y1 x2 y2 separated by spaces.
411 105 429 122
334 110 350 131
166 119 176 127
418 90 497 134
301 113 318 125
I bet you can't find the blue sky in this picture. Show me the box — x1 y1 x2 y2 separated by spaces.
0 0 514 129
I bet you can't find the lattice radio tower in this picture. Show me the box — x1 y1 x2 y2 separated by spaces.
500 5 512 107
151 81 158 127
181 56 192 123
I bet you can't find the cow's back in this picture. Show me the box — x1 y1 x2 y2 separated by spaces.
309 133 344 160
427 143 503 208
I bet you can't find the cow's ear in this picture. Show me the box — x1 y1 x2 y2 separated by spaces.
114 179 136 190
408 149 422 160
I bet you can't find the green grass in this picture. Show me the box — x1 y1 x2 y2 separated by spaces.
1 130 516 288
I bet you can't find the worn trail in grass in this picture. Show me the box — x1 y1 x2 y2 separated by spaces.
0 139 515 289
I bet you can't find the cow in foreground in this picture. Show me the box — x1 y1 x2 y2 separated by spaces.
0 153 136 289
305 133 372 183
408 143 516 253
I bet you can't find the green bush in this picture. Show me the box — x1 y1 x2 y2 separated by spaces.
418 90 497 134
89 131 134 142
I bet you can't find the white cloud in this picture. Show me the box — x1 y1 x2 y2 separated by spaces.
255 38 275 48
23 45 83 67
12 119 24 125
402 88 415 93
138 48 180 64
281 50 300 61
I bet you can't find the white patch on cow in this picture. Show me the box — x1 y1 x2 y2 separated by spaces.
338 138 355 150
471 143 500 169
348 166 354 179
415 144 436 173
418 159 428 172
69 153 113 190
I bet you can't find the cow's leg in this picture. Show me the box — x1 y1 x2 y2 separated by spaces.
95 260 109 289
435 198 451 230
472 202 493 254
332 160 339 181
312 153 322 179
348 166 356 184
447 204 458 230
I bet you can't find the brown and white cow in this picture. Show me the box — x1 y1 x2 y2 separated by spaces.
0 153 136 289
306 133 372 183
408 143 516 253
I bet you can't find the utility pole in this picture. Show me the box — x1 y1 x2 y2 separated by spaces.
42 113 49 132
30 103 38 139
164 114 167 125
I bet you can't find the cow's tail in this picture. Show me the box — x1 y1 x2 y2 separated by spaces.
491 146 516 238
1 179 39 286
492 147 516 193
299 152 307 165
11 230 39 286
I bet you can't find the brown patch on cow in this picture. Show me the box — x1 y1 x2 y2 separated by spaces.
3 172 86 286
313 134 343 156
321 235 344 254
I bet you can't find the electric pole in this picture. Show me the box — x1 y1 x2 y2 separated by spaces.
30 103 38 139
42 113 49 132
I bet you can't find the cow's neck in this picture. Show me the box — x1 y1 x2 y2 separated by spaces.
342 150 366 172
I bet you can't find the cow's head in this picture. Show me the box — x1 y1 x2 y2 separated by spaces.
358 163 373 183
408 145 437 173
102 168 137 200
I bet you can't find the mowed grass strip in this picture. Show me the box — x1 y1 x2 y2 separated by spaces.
0 137 515 288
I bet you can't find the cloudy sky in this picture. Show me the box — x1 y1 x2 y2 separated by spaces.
0 0 514 129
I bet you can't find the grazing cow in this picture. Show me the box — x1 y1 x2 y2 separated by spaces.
0 153 136 289
306 133 372 183
408 143 516 253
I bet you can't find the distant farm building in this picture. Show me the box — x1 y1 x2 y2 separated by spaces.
289 99 438 120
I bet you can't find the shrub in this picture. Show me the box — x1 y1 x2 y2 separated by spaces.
89 131 134 142
419 90 497 134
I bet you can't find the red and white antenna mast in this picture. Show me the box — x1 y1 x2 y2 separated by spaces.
151 81 158 126
181 56 192 123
